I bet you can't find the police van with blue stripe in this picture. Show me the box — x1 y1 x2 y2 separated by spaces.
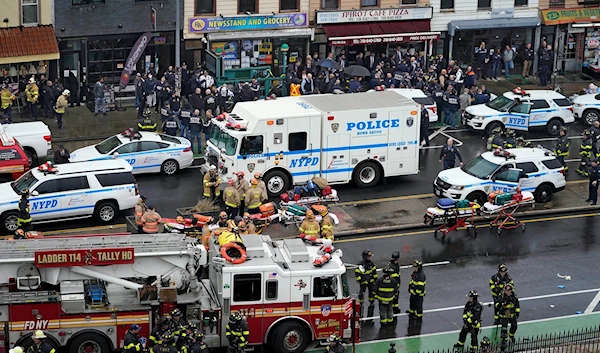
462 89 574 136
434 147 566 205
203 90 421 196
0 159 139 232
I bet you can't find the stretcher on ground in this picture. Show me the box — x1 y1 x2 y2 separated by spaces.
424 198 481 240
279 188 339 208
483 190 535 235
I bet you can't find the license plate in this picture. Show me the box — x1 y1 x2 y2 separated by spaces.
434 188 442 196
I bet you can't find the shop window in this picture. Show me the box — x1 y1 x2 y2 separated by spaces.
322 0 338 8
233 274 261 302
549 0 564 7
440 0 454 10
401 0 417 4
280 0 299 11
239 0 257 14
361 0 378 7
21 0 39 25
72 0 105 4
477 0 491 8
195 0 215 14
514 0 528 6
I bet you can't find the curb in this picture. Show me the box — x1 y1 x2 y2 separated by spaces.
334 204 600 237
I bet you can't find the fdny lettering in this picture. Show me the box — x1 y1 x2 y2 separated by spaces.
24 320 49 330
31 200 58 210
346 119 400 132
289 157 319 168
509 117 527 126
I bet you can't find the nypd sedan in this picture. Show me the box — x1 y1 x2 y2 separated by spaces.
572 93 600 125
69 132 193 175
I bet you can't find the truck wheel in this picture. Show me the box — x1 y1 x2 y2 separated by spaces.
466 191 487 206
486 122 503 136
353 161 381 188
24 149 37 167
269 321 311 353
161 159 179 175
584 109 600 125
69 332 111 353
264 170 290 196
1 211 19 232
535 184 553 203
94 201 118 223
546 118 562 136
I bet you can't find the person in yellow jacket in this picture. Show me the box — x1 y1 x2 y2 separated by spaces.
254 172 268 201
289 82 301 96
54 89 70 130
245 179 263 214
242 212 257 234
25 77 39 120
134 196 148 233
235 171 249 214
140 206 162 233
1 84 16 122
203 165 221 200
319 207 335 241
299 210 320 237
223 179 241 219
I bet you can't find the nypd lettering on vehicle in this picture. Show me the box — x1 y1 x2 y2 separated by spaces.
31 199 58 210
290 157 319 168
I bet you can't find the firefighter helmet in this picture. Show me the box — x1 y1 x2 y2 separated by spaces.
391 251 400 260
229 312 242 323
227 179 235 186
383 266 394 276
171 308 182 317
560 127 568 134
254 172 262 179
492 127 503 134
236 171 245 177
328 333 341 343
250 178 258 185
505 128 515 136
584 130 591 137
467 290 479 298
413 259 423 268
498 264 507 272
10 347 24 353
33 330 46 339
504 284 513 292
160 317 170 326
187 322 198 331
481 336 491 347
362 249 373 259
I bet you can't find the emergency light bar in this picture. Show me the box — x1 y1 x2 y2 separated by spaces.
121 128 142 140
219 113 248 131
493 148 516 160
512 87 530 97
38 161 58 174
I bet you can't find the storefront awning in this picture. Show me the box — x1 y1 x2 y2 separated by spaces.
328 31 440 46
323 20 436 46
207 28 314 41
0 25 60 65
448 17 540 36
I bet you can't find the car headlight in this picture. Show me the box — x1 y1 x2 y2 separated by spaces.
450 185 465 191
574 103 584 108
475 116 485 120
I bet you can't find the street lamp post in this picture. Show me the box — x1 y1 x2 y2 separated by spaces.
281 43 289 76
215 47 223 84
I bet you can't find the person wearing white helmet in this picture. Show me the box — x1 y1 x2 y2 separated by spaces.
203 165 221 200
54 89 70 130
27 330 55 353
9 346 24 353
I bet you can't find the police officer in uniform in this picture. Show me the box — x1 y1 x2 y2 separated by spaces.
489 264 514 325
123 324 143 353
407 260 426 320
225 312 249 353
555 127 570 172
420 104 430 147
496 284 520 348
504 129 517 148
439 138 463 170
160 101 172 123
162 112 179 136
454 290 483 353
17 190 32 232
375 266 398 325
355 249 377 318
589 120 600 157
388 251 401 314
587 159 600 205
138 110 157 132
446 88 460 128
189 109 203 154
578 130 593 177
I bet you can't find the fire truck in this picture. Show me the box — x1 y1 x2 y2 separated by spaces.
0 233 353 353
203 90 421 196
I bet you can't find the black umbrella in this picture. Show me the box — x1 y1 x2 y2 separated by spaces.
345 65 371 77
316 58 341 70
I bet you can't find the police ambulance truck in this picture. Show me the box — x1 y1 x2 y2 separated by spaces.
203 90 421 195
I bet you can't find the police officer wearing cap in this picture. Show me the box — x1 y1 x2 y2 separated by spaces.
387 252 401 314
407 259 426 319
420 105 430 147
355 250 377 318
439 138 463 170
162 111 179 136
454 290 483 352
489 264 514 325
123 324 143 353
587 159 600 205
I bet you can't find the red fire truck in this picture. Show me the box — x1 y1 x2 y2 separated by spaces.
0 233 355 353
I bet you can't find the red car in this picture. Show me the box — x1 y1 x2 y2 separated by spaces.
0 136 29 183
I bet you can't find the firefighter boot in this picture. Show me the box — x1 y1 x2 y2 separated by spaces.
366 303 375 323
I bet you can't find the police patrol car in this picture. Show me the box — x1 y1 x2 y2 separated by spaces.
462 89 574 136
572 93 600 125
389 89 439 123
433 147 566 205
69 129 194 175
0 160 139 232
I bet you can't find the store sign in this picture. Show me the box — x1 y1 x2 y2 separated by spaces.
491 8 514 19
189 13 307 33
316 7 432 24
330 33 440 46
542 7 600 25
35 248 135 268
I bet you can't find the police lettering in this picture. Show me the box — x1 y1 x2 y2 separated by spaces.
166 121 177 128
31 199 58 210
289 157 319 168
509 117 526 126
346 119 400 132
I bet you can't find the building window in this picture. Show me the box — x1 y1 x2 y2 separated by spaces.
280 0 298 10
515 0 527 5
440 0 454 9
72 0 105 4
361 0 378 7
239 0 257 13
401 0 417 4
477 0 491 8
196 0 215 14
549 0 564 6
322 0 338 8
21 0 38 25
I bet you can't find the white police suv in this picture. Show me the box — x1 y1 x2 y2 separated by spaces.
69 130 193 175
433 148 566 204
462 89 574 136
0 160 139 232
572 93 600 125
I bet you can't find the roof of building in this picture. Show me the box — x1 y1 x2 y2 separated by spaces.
0 25 59 59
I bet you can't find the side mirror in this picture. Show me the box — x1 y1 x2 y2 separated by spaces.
519 172 529 179
31 191 39 196
112 152 120 158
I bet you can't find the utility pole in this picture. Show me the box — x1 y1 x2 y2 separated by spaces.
176 0 181 68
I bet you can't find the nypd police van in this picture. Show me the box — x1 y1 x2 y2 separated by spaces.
462 89 574 136
0 159 139 232
433 147 566 205
203 90 422 196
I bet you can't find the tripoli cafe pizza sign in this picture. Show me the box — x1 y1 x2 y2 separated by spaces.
35 248 135 268
317 7 433 24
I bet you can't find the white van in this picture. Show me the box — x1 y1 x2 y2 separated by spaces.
0 159 139 232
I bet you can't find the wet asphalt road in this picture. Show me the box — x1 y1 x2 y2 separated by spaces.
336 214 600 341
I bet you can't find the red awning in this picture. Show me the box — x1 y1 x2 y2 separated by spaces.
0 25 59 64
323 20 440 46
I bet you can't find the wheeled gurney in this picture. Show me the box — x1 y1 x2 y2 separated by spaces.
424 199 481 240
483 191 535 234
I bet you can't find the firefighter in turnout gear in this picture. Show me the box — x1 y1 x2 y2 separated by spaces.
490 264 515 325
504 129 517 149
496 284 520 348
149 340 178 353
138 110 158 132
235 171 249 214
407 260 426 319
375 266 399 325
319 207 335 241
325 333 346 353
178 323 208 353
149 318 173 346
487 127 504 150
454 290 483 352
355 249 377 318
579 130 593 177
516 136 531 148
203 165 222 200
223 179 241 219
123 324 143 353
555 127 570 172
299 209 320 237
27 330 56 353
245 179 263 214
388 251 401 314
254 172 268 201
17 190 32 232
242 212 257 234
170 308 187 338
225 312 249 353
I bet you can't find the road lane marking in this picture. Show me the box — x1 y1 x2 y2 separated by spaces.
345 261 450 271
584 290 600 314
